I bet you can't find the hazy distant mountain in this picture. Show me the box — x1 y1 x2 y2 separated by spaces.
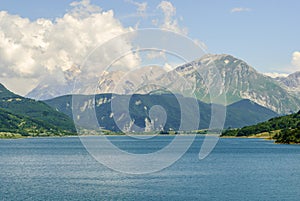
275 71 300 97
45 93 278 132
26 81 74 101
276 71 300 89
96 66 168 95
27 54 300 114
26 67 80 100
26 66 166 100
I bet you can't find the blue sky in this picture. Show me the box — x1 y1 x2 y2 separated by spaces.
0 0 300 72
0 0 299 74
0 0 299 94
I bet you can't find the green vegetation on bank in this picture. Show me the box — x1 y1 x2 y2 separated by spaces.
0 132 23 139
0 83 76 138
0 108 75 137
274 127 300 144
222 110 300 144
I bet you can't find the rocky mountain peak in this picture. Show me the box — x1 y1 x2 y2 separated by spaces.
275 71 300 98
25 54 300 114
279 71 300 88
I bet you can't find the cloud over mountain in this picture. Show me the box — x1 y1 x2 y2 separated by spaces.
0 0 139 94
0 0 191 95
292 51 300 69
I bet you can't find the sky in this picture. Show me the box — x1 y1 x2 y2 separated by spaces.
0 0 299 95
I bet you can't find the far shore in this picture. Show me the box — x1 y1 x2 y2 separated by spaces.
221 131 275 140
0 132 217 139
220 135 273 139
2 131 298 145
0 132 270 140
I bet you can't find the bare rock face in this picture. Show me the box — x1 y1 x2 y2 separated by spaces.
27 54 300 114
275 71 300 97
157 54 300 114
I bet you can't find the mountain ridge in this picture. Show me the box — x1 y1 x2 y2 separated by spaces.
45 93 278 132
275 71 300 97
26 54 300 114
166 54 300 113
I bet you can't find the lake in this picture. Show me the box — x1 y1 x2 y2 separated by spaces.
1 136 300 201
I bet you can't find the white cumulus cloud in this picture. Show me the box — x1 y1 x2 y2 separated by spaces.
292 51 300 70
0 0 140 95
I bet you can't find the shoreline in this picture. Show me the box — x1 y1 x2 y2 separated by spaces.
0 133 212 139
221 135 300 145
220 136 273 139
0 133 269 140
2 133 299 145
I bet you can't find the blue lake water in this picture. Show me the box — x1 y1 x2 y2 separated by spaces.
1 136 300 201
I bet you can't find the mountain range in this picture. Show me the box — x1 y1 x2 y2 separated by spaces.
27 54 300 114
1 53 299 135
276 71 300 97
45 93 278 132
0 82 280 135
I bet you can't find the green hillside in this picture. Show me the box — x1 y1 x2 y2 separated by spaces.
225 99 278 128
0 108 73 137
222 110 300 144
0 83 76 137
